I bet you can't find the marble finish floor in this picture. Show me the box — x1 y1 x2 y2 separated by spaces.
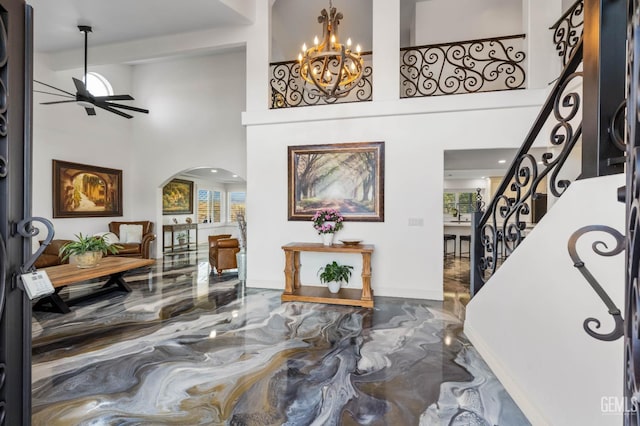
31 249 528 425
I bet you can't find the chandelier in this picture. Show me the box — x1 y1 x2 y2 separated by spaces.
298 1 363 99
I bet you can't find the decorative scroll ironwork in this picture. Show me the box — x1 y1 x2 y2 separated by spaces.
625 0 640 422
400 34 526 98
471 39 583 293
550 0 584 67
0 10 7 426
269 53 372 108
567 225 624 341
16 217 54 273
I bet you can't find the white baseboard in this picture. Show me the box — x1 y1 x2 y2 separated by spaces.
464 322 548 426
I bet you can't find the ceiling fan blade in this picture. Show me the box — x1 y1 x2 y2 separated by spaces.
40 100 78 105
34 90 75 99
99 101 149 114
34 79 76 97
94 94 134 101
85 107 96 116
93 102 133 119
72 77 91 98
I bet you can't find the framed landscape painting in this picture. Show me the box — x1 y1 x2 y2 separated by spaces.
288 141 385 221
162 179 194 215
52 160 123 218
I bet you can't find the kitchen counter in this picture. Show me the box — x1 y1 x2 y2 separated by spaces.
444 221 472 227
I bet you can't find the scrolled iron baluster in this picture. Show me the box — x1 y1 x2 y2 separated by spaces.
16 217 54 273
568 225 625 341
0 155 5 178
550 0 584 66
400 35 526 98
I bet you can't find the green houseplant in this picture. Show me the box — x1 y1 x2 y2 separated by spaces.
59 233 121 268
176 232 188 245
318 261 353 293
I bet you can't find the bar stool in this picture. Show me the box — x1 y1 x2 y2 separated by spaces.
444 234 456 258
459 235 471 258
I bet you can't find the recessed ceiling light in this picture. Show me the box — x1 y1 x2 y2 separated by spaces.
537 161 543 165
232 174 238 178
481 176 485 179
210 169 217 173
498 159 507 164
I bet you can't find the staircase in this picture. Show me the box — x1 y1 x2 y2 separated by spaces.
464 1 634 424
465 174 625 425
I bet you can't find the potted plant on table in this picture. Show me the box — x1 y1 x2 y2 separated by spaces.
59 233 121 268
176 232 187 245
318 261 353 293
312 208 344 246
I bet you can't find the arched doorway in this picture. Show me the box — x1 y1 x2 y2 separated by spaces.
157 167 246 258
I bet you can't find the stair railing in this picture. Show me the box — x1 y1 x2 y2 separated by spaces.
470 38 584 295
550 0 584 66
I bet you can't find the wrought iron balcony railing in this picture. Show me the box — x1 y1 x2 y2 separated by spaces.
550 0 584 66
400 34 526 98
269 53 372 109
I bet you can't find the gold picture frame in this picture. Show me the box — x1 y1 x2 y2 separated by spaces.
288 141 385 221
52 160 123 218
162 178 194 215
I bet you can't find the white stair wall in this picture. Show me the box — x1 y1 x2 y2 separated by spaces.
465 174 626 426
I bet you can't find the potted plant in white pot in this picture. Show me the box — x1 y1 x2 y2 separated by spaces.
318 261 353 293
59 233 121 268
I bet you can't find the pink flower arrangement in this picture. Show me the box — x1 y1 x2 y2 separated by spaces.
312 208 344 234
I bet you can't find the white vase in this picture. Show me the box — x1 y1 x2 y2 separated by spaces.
322 233 334 246
327 281 342 293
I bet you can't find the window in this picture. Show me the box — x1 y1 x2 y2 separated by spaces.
197 189 221 223
443 191 477 218
84 72 113 97
228 191 246 222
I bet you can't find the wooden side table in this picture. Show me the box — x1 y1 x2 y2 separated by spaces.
281 242 374 308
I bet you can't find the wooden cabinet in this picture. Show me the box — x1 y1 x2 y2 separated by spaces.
281 242 374 308
162 223 198 253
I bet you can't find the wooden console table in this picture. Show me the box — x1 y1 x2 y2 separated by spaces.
281 242 374 308
162 223 198 253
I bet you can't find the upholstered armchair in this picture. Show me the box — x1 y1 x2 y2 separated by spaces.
108 221 156 259
208 234 239 276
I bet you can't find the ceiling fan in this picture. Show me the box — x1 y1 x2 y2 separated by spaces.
34 25 149 119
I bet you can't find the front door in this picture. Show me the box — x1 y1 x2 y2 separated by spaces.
0 0 32 424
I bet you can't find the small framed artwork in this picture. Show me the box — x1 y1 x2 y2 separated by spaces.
52 160 123 218
288 141 385 221
162 178 194 215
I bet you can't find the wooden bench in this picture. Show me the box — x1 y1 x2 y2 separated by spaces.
36 257 154 313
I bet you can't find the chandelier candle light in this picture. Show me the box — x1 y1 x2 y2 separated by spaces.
298 0 364 99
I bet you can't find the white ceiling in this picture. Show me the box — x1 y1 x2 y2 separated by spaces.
26 0 419 65
444 148 551 179
26 0 254 53
179 167 245 185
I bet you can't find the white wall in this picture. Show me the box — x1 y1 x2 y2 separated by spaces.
130 50 247 257
414 0 523 45
32 55 135 240
465 174 625 425
244 1 550 300
33 49 247 257
245 95 543 300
